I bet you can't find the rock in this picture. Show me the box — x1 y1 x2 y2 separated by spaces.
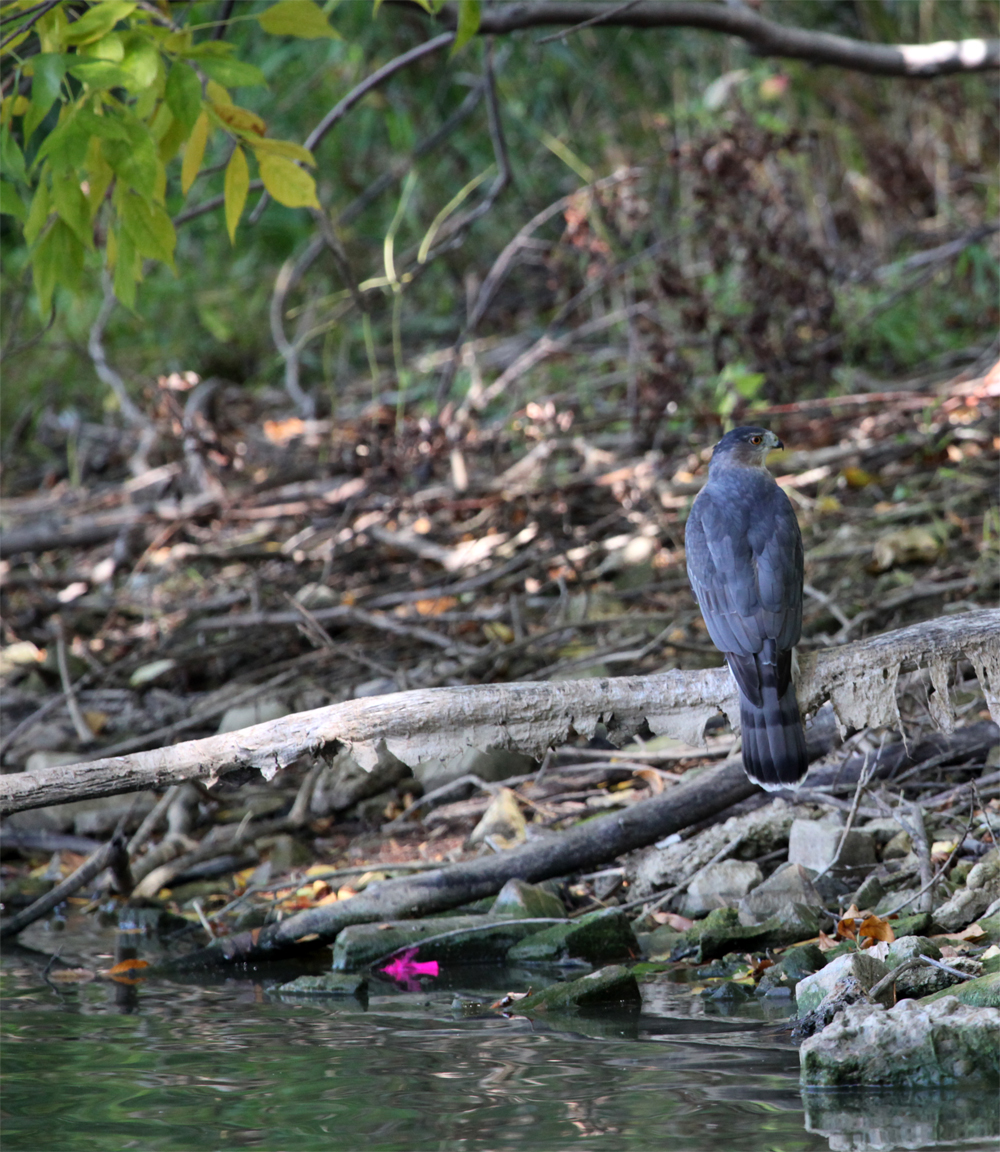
921 971 1000 1008
848 871 885 912
412 746 537 798
875 887 923 916
681 859 762 916
702 979 752 1003
468 788 527 849
489 878 566 920
800 996 1000 1087
635 925 687 959
629 797 808 899
514 964 641 1011
788 818 875 873
3 793 158 836
858 817 906 847
675 905 820 963
506 908 638 966
757 943 827 995
23 750 81 773
882 829 913 859
934 852 1000 931
279 973 368 997
886 934 942 966
217 698 289 733
295 583 338 609
737 863 824 925
331 915 548 971
795 951 891 1017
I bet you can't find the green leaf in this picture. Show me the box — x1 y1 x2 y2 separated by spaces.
119 35 160 93
33 219 83 315
258 153 319 209
0 127 27 185
24 176 52 244
451 0 481 56
102 120 157 200
52 167 94 250
121 192 176 265
199 56 266 89
78 31 125 62
112 225 139 309
256 0 340 39
62 1 137 47
24 53 68 141
67 59 134 89
33 107 92 172
181 109 209 194
74 107 131 142
224 144 249 243
0 178 27 221
165 61 202 133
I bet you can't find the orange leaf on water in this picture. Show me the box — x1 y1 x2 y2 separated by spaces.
105 958 150 976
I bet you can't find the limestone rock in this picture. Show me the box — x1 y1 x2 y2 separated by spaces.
794 951 890 1018
738 862 824 925
489 878 566 920
800 996 1000 1087
681 859 762 917
506 908 638 966
331 915 546 971
788 818 875 873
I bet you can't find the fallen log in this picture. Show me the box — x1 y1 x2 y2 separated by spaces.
2 610 996 817
172 755 758 969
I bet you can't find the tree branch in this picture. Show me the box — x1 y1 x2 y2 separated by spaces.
1 610 996 817
436 2 999 78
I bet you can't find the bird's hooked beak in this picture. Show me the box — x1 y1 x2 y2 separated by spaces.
767 431 784 452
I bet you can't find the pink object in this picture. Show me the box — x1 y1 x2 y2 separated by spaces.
380 948 439 990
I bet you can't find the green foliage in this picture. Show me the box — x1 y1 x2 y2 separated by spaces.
1 0 335 311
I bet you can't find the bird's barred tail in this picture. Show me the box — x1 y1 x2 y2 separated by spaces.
738 678 808 791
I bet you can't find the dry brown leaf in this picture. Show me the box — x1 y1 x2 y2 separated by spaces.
859 914 895 946
632 767 664 794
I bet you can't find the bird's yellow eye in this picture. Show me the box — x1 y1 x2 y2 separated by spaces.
750 435 762 445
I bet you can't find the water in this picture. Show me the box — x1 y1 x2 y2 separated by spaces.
2 918 997 1152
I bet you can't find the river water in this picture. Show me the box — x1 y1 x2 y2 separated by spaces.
2 917 997 1151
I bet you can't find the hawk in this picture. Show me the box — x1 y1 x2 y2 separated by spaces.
685 426 808 789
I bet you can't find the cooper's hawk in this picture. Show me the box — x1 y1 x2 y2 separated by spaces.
685 426 808 789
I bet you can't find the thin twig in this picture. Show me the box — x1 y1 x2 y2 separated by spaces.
535 0 642 44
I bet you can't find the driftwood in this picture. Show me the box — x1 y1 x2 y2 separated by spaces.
2 610 997 817
173 755 759 969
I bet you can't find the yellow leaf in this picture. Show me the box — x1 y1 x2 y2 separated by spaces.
206 79 231 107
248 136 314 165
213 103 266 136
257 153 318 208
257 0 340 39
181 109 208 195
224 144 248 242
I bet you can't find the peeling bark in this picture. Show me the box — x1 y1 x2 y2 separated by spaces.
1 609 997 817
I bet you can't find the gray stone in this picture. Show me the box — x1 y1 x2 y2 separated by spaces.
489 879 566 920
886 934 942 967
311 745 413 816
875 887 922 916
676 904 820 962
882 830 912 859
794 951 890 1017
788 818 875 873
506 908 638 966
23 750 81 773
933 853 1000 931
279 973 368 997
681 859 762 916
857 817 907 846
514 964 641 1011
3 793 158 836
738 863 824 925
799 996 1000 1087
217 698 289 733
629 798 808 899
635 925 687 959
331 915 550 971
412 746 537 797
849 870 885 913
757 943 827 995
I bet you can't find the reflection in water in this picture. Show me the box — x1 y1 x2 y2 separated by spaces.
1 942 997 1152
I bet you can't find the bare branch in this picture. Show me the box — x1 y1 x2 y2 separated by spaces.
436 1 999 78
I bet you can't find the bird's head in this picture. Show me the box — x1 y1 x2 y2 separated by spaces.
709 426 783 470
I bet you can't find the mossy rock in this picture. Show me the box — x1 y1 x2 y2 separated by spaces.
673 906 819 962
279 973 368 998
507 908 638 965
514 964 641 1011
489 878 566 920
920 971 1000 1008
